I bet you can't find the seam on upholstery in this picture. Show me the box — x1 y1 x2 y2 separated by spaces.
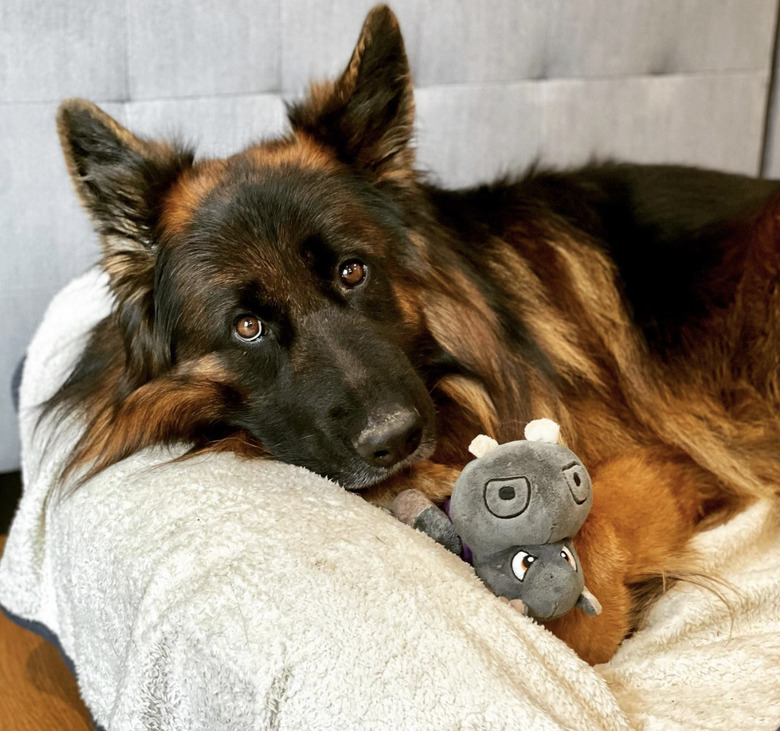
122 0 131 103
0 70 770 107
275 0 283 94
760 2 780 176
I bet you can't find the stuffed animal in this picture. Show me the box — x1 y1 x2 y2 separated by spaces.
392 419 602 621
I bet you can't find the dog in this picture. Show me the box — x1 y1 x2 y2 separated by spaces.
49 5 780 663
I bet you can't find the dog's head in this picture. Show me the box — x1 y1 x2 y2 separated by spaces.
56 6 446 488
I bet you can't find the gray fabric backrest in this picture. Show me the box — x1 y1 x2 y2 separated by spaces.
1 0 778 471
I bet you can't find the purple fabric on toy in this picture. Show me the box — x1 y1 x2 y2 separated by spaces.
444 498 473 564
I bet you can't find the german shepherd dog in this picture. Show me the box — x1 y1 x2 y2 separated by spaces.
51 6 780 663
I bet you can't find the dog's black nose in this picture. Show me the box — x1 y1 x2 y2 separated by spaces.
354 408 423 468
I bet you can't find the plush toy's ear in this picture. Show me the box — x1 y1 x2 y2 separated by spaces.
287 5 415 182
469 434 500 459
576 587 603 616
524 418 561 444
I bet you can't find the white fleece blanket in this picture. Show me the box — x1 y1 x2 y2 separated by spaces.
1 269 779 730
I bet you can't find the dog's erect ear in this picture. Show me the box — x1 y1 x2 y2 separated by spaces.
58 100 194 380
288 5 415 181
57 99 193 258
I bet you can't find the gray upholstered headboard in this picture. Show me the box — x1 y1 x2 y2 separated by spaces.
2 0 779 471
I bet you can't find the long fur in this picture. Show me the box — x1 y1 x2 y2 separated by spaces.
47 6 780 663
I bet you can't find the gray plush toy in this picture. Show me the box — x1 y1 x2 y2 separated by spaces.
392 419 602 622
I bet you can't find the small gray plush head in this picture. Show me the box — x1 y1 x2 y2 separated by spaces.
473 539 599 621
449 421 592 556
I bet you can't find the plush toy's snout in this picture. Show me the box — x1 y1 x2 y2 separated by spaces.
472 539 601 620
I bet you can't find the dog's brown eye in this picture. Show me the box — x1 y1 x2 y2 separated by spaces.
339 259 367 288
235 315 263 342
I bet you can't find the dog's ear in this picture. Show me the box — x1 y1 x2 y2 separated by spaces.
57 99 193 268
288 5 415 181
58 100 193 380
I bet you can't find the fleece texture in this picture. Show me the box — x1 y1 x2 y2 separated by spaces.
1 268 779 730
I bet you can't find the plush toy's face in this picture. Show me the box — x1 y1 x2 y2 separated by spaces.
449 440 593 555
473 540 585 621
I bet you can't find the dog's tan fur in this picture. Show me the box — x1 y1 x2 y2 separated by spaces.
50 6 780 664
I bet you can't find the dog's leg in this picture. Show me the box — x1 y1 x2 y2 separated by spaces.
368 448 715 664
544 447 712 664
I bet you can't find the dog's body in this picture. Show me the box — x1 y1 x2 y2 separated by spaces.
50 6 780 663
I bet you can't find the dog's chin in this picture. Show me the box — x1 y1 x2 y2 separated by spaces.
332 436 437 491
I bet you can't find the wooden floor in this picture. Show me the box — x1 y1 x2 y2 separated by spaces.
0 535 94 730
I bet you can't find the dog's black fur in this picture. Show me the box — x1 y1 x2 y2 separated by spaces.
48 4 780 662
52 8 780 490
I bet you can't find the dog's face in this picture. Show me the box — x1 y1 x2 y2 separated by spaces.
157 150 438 487
56 7 442 488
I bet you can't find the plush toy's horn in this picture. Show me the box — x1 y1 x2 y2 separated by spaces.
524 418 561 444
468 434 500 458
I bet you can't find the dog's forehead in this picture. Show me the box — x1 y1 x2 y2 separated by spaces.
163 137 390 244
157 136 405 315
161 136 335 231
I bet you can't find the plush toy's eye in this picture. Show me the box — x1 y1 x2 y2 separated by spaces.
484 476 531 518
511 551 536 582
560 545 577 571
562 462 590 504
